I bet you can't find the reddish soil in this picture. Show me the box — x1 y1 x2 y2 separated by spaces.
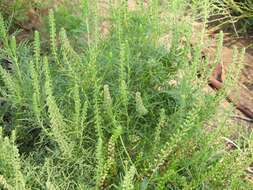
206 34 253 126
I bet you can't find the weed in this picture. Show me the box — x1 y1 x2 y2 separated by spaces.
0 0 252 189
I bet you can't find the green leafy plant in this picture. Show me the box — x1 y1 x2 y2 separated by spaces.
0 0 252 189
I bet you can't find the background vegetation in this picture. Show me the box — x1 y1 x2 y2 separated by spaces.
209 0 253 34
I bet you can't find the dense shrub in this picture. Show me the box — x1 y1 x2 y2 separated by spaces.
0 0 252 189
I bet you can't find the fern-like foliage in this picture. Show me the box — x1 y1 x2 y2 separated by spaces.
121 165 136 190
0 1 250 189
33 31 41 69
0 13 8 47
29 60 41 124
153 108 166 152
44 56 73 157
0 129 26 189
0 66 21 104
149 103 201 177
135 92 148 116
49 10 59 64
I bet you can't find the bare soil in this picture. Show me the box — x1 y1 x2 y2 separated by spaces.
207 33 253 127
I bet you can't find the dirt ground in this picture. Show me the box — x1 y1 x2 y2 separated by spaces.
190 20 253 126
207 33 253 127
